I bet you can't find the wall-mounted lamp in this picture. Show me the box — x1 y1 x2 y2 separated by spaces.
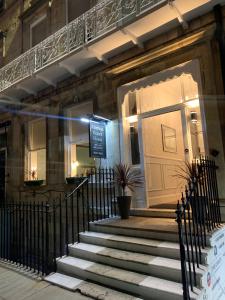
190 111 198 124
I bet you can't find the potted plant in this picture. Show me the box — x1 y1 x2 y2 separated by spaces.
174 161 205 223
173 161 203 185
24 169 44 187
114 164 143 219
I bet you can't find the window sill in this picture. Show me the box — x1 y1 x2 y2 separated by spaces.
66 176 87 185
24 179 45 188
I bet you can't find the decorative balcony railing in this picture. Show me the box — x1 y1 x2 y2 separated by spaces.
0 0 166 93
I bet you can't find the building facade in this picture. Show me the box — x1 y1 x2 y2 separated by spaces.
0 0 225 211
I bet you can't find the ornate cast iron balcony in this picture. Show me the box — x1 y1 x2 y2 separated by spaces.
0 0 166 93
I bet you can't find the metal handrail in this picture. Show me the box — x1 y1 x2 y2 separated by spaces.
65 177 88 199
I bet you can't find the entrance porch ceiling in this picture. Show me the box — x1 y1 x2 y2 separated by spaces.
0 0 223 103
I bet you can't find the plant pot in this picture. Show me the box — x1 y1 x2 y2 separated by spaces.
24 180 44 187
117 196 131 219
66 176 87 185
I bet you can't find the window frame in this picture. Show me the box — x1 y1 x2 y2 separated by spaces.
30 13 47 48
25 118 47 181
64 101 94 178
0 0 5 13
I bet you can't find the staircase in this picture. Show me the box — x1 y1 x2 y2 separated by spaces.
46 210 207 300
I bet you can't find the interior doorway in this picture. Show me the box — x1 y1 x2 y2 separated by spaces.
142 108 187 208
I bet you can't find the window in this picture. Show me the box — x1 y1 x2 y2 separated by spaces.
0 132 6 149
130 123 140 165
65 102 96 177
0 0 4 12
124 92 140 165
0 32 5 66
30 15 47 47
25 119 46 181
67 0 91 23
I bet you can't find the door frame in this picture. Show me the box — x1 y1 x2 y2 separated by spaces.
138 103 190 208
117 60 208 208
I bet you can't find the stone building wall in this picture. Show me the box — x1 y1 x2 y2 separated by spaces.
0 2 225 204
0 0 23 65
0 0 95 65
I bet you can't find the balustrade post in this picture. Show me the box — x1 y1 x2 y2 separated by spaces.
176 201 190 300
45 204 50 275
53 200 57 272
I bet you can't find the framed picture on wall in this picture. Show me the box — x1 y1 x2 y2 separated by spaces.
161 124 177 153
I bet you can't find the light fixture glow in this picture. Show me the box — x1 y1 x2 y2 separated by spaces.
81 118 90 123
72 161 79 168
186 99 199 108
93 115 110 122
127 115 138 123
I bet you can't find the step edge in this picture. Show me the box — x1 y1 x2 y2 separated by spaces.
58 256 185 291
46 272 143 300
69 243 206 276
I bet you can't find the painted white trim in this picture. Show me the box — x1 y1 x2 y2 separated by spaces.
120 60 201 95
117 59 207 208
140 103 183 119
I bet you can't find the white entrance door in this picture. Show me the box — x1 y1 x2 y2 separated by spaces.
142 109 187 208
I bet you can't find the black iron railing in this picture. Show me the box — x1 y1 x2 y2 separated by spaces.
88 167 117 222
0 167 117 275
0 201 51 275
176 157 221 300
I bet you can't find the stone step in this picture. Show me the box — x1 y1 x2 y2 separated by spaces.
68 242 205 286
45 272 83 291
130 208 176 219
79 231 209 263
45 272 142 299
57 256 201 300
89 218 212 247
89 219 179 242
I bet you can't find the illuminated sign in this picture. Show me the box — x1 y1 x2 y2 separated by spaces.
89 120 106 159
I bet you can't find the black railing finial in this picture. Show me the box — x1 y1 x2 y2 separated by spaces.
176 157 221 298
